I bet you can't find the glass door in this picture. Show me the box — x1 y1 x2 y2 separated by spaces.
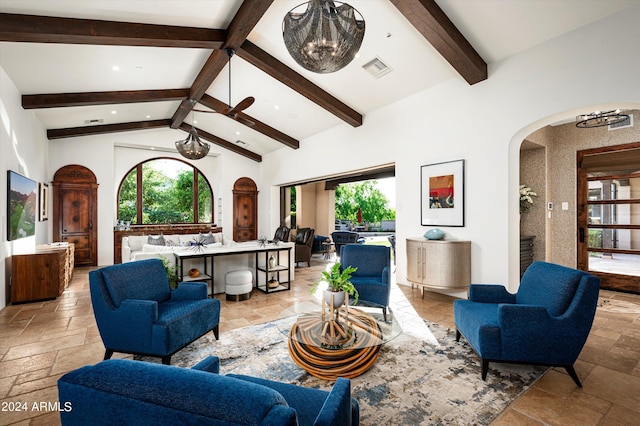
577 143 640 293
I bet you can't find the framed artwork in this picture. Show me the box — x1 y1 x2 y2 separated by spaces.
39 182 49 221
421 159 465 226
7 170 37 241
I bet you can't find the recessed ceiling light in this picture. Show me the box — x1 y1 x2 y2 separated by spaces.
145 115 151 119
274 105 280 110
236 131 240 135
111 110 117 114
112 65 120 71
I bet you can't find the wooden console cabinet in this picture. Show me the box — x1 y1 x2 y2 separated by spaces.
11 243 75 303
406 238 471 297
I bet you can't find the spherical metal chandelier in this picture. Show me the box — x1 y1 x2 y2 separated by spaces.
283 0 365 74
175 127 210 160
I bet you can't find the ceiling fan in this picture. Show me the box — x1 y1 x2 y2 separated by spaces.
194 48 255 126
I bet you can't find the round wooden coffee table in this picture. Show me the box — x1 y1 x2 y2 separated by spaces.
279 303 401 380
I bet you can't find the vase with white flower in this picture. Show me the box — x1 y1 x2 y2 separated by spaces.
519 185 538 214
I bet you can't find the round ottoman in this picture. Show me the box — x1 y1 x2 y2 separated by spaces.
225 270 253 301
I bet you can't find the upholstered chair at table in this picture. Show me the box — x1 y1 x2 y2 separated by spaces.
89 258 220 365
58 356 360 426
454 261 600 387
273 226 290 242
295 227 315 267
340 244 391 320
331 231 360 258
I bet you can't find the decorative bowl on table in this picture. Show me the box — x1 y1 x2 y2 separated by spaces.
188 268 200 278
424 229 445 240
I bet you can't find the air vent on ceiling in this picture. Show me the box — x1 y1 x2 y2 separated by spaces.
84 119 104 125
608 114 633 130
362 57 392 79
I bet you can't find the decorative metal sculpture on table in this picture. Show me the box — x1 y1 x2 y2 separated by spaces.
190 235 208 252
282 0 365 74
257 236 268 247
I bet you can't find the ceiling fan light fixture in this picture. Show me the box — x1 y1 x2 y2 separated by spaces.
576 109 630 128
175 127 210 159
283 0 365 74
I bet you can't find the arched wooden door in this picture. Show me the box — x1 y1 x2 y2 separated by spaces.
233 177 258 242
52 165 99 266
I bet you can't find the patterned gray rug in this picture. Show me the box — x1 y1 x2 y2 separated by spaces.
144 317 546 425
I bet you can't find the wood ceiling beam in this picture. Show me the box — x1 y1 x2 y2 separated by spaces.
23 89 190 109
178 123 262 162
238 41 363 127
389 0 487 85
171 0 274 129
47 119 172 139
0 13 226 48
199 94 299 150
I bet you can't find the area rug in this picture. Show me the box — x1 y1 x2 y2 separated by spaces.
597 297 640 314
142 317 546 425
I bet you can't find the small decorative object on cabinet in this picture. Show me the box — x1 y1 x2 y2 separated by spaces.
424 228 445 240
406 237 471 298
520 236 535 278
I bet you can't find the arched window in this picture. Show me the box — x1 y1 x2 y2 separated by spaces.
117 158 213 225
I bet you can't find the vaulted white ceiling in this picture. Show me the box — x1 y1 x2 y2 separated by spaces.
1 0 637 159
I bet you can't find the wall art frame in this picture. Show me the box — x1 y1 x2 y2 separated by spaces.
421 159 465 227
7 170 37 241
39 182 49 221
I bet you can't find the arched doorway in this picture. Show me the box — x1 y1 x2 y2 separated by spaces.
233 177 258 242
52 165 99 266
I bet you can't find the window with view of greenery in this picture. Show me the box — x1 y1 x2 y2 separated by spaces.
118 158 213 225
335 180 396 224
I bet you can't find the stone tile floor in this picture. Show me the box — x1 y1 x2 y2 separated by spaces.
1 257 639 425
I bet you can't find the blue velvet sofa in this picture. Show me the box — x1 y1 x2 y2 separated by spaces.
340 244 391 320
89 258 220 364
57 356 360 426
454 261 600 386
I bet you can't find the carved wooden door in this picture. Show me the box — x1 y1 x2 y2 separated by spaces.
52 165 98 266
233 177 257 242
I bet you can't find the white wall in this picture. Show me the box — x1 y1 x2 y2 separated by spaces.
1 67 50 308
260 6 640 294
48 129 260 266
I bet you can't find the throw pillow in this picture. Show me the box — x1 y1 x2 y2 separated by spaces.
147 235 165 246
199 232 216 244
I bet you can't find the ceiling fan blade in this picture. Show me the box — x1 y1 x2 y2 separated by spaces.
226 97 255 116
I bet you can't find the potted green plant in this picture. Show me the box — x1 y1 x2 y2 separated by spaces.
161 257 179 289
311 262 359 306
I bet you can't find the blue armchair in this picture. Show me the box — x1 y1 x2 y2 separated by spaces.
454 261 600 387
58 356 359 426
340 244 391 320
89 258 220 365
